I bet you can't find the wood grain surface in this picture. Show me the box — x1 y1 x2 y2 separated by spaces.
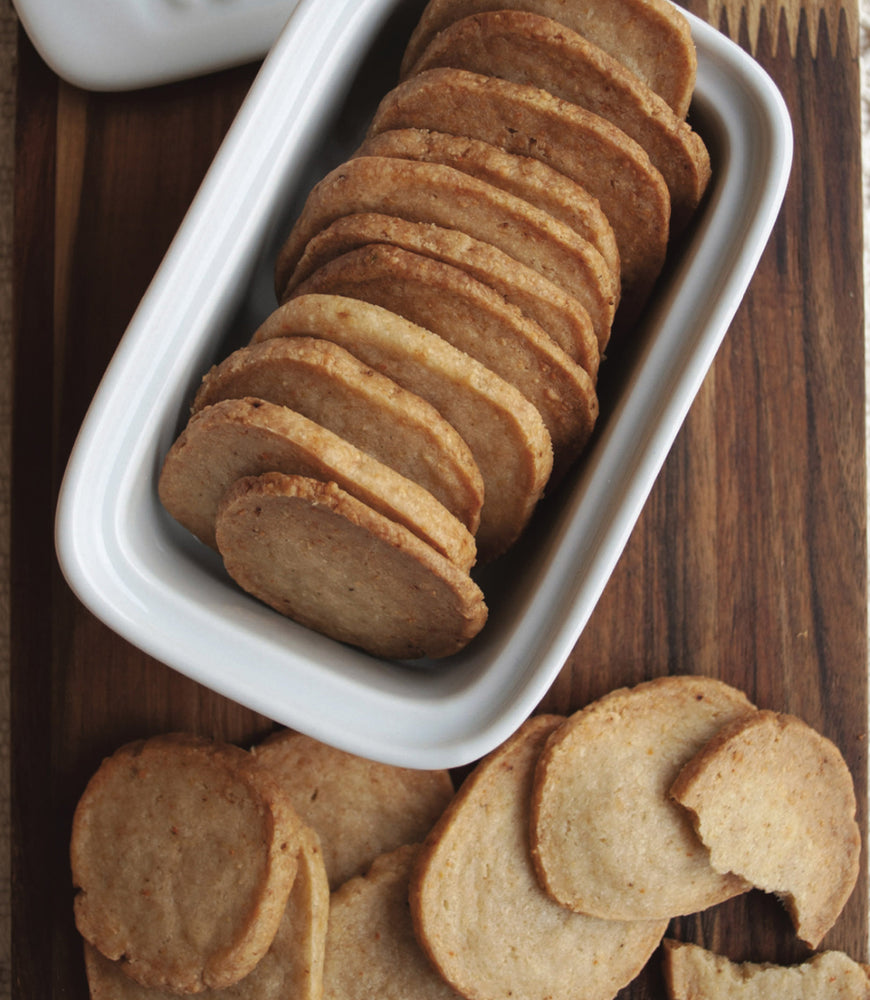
9 0 867 996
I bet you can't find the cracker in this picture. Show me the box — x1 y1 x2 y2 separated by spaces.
192 337 484 534
289 244 599 468
355 128 620 291
82 823 329 1000
399 0 698 119
662 940 870 1000
410 715 668 1000
323 844 461 1000
215 473 487 659
251 294 553 561
405 11 711 233
287 212 600 375
273 155 616 347
368 68 670 309
529 676 756 921
252 729 454 889
158 396 476 572
670 710 861 948
70 733 302 993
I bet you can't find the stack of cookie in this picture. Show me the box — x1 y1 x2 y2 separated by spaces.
158 0 712 658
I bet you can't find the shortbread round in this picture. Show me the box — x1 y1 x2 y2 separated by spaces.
192 337 484 533
670 710 861 948
411 715 668 1000
215 473 488 660
70 733 302 993
287 212 600 375
530 676 756 921
253 730 454 889
158 396 476 572
290 244 598 468
252 294 552 561
399 0 698 119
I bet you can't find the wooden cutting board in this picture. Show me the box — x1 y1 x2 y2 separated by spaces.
10 0 866 996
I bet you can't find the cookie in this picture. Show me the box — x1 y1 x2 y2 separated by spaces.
662 940 870 1000
368 68 670 308
323 844 461 1000
529 676 756 921
355 128 620 291
252 729 454 889
273 155 617 347
251 294 553 561
82 823 329 1000
192 337 484 533
70 733 302 993
289 244 599 468
410 715 668 1000
399 0 698 119
287 212 600 375
405 11 711 233
215 473 488 660
670 710 861 948
158 396 476 572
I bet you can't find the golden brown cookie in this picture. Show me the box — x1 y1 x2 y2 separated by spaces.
215 473 487 659
368 68 670 309
411 715 668 1000
670 710 861 948
252 730 454 889
192 337 484 534
273 155 616 347
529 677 756 921
70 733 302 994
290 244 598 469
251 294 552 561
355 128 620 292
399 0 698 119
405 11 711 233
158 396 476 572
287 212 600 375
662 939 870 1000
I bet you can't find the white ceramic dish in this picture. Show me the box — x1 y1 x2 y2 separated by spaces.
55 0 793 769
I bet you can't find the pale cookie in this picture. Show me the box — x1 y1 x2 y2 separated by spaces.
399 0 698 119
287 212 600 375
368 68 670 309
290 244 599 469
273 155 616 348
70 733 302 994
662 939 870 1000
251 294 553 561
406 11 711 233
529 676 756 921
355 128 620 292
192 337 484 534
252 729 454 889
82 823 329 1000
215 473 488 660
158 396 476 572
410 715 668 1000
323 844 462 1000
670 710 861 948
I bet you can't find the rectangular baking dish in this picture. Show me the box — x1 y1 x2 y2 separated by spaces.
55 0 793 769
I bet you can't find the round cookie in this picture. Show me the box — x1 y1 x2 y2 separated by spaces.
670 710 861 948
71 733 302 993
215 473 488 660
252 730 454 889
410 715 668 1000
529 676 756 921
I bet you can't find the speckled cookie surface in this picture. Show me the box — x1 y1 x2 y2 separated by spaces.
70 733 302 994
670 710 861 948
530 676 756 921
